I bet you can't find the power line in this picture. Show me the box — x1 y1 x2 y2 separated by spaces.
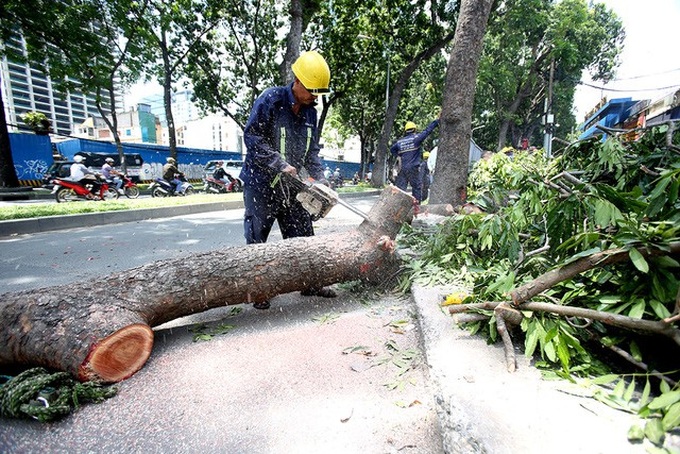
578 80 680 93
610 67 680 81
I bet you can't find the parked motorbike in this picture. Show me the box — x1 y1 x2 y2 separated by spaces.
203 175 243 194
51 176 119 203
148 176 195 198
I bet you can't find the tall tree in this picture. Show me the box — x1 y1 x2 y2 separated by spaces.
0 0 109 187
131 0 225 158
473 0 624 151
186 0 282 130
429 0 494 206
312 0 458 186
279 0 322 84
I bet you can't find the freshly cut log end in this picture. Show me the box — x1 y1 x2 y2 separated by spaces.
78 324 154 383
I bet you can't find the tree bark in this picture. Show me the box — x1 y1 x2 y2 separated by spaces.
430 0 493 206
0 187 415 383
279 0 302 85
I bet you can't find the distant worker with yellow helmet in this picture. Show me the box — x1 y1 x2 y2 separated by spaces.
240 50 336 309
389 116 439 202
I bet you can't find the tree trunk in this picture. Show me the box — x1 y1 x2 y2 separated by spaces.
430 0 493 206
373 33 455 188
279 0 302 85
0 187 415 383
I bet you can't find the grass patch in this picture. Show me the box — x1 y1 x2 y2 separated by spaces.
0 184 380 221
0 193 243 221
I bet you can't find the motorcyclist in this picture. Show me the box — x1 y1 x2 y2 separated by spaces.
101 157 124 194
70 155 101 197
162 157 184 195
213 161 236 188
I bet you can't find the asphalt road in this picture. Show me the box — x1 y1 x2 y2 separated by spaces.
0 195 379 293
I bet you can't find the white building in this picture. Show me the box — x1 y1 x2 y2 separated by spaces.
179 114 243 154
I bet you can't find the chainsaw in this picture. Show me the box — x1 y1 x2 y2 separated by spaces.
281 173 370 221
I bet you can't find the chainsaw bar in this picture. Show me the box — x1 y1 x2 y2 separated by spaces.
281 172 370 221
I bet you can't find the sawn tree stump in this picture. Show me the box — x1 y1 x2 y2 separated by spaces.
0 187 415 383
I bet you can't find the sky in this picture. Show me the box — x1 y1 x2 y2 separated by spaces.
126 0 680 125
572 0 680 123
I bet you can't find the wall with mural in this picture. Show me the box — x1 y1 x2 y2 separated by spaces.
10 134 362 185
10 133 53 186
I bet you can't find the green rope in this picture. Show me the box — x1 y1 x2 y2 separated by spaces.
0 368 118 422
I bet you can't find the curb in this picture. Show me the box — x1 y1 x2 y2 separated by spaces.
0 190 380 238
411 284 642 454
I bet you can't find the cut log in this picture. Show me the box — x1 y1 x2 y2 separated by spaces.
0 187 414 383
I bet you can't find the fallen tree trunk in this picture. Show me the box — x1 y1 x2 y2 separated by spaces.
0 187 415 383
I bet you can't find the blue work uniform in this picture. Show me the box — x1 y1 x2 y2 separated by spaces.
241 83 325 244
389 119 439 202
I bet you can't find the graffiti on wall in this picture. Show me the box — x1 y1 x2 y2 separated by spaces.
14 159 49 180
141 162 207 181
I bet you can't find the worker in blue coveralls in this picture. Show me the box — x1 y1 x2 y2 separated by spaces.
240 50 337 310
390 118 439 203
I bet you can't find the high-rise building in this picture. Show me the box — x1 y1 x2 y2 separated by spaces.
1 35 121 136
135 89 199 127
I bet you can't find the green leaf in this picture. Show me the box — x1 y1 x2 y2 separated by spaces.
630 341 642 362
640 379 651 408
649 391 680 410
544 341 556 363
628 299 646 319
644 418 665 446
524 325 539 357
660 380 671 394
662 402 680 431
649 299 672 319
626 424 644 442
628 248 649 273
591 374 620 385
613 378 626 398
624 378 636 402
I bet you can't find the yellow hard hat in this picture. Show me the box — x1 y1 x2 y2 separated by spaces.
292 51 331 95
423 151 430 159
404 121 417 132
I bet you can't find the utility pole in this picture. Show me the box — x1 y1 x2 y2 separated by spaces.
543 57 555 158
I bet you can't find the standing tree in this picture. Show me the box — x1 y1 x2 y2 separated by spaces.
186 0 282 130
279 0 322 84
131 0 225 158
472 0 624 151
312 0 458 186
429 0 494 206
0 0 111 187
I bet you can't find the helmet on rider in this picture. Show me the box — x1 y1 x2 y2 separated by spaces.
166 157 176 164
73 155 84 163
404 121 417 133
105 157 114 163
291 51 331 95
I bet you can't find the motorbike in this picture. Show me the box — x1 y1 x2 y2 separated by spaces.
203 175 242 194
148 175 195 198
117 174 140 199
51 176 119 203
